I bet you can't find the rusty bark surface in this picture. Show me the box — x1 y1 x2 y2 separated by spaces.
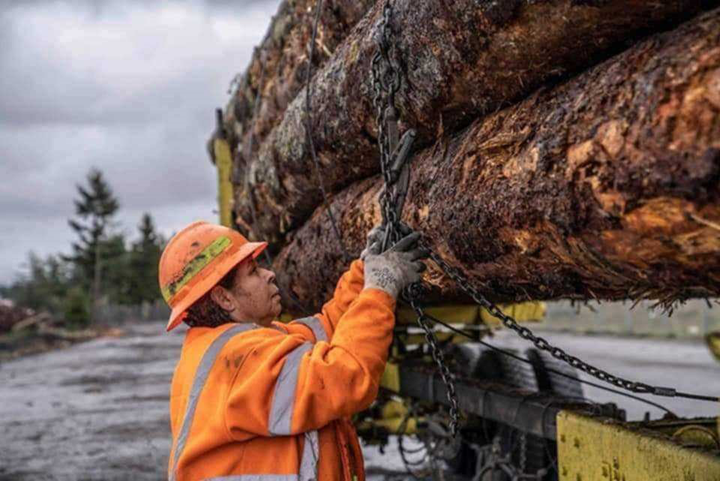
222 0 373 159
272 8 720 314
235 0 718 248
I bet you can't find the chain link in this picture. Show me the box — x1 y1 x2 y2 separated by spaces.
371 0 404 247
518 433 527 475
409 292 461 436
370 0 461 437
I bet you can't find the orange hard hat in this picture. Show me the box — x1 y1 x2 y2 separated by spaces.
159 221 267 332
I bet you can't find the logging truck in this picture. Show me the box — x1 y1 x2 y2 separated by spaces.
207 1 720 479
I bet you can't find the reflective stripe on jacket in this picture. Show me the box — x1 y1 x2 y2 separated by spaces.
168 260 396 481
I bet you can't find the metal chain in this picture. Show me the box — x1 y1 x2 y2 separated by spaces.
370 0 461 437
371 0 401 244
518 433 527 475
424 247 679 398
410 294 461 436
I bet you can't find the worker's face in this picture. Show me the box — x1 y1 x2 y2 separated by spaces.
222 258 281 326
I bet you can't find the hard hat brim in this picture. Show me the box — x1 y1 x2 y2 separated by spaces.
165 240 268 332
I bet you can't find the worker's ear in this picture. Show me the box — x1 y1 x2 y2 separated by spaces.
210 285 235 312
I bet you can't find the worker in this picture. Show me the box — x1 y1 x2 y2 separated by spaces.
159 220 427 480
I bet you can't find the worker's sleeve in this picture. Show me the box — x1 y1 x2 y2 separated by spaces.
225 287 395 440
278 259 365 343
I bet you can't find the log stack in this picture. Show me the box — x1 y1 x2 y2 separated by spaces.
223 0 374 179
216 1 720 314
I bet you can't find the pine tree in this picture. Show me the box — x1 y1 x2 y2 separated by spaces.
102 234 130 305
65 168 120 317
127 213 164 305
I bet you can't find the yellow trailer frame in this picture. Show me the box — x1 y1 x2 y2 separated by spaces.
213 135 234 228
557 411 720 480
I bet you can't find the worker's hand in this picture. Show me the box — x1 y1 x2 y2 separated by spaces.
363 232 428 299
360 223 415 261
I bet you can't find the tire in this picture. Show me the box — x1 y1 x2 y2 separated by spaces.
491 350 546 481
444 344 498 476
524 348 586 481
446 344 547 480
447 345 586 480
526 348 584 400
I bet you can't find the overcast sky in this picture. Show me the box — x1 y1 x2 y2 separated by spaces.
0 0 282 284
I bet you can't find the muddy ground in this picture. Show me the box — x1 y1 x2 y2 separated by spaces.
0 322 413 480
0 323 177 480
1 322 718 480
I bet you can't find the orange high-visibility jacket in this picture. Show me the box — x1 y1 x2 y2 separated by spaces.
168 260 396 481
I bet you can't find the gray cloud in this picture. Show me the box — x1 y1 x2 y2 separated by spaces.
0 0 283 284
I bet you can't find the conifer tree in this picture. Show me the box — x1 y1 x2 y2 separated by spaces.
65 168 120 316
127 213 164 305
102 233 130 305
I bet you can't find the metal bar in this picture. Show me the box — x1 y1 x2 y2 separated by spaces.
397 365 593 440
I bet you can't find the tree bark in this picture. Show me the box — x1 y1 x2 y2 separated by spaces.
272 8 720 314
234 0 719 248
221 0 374 161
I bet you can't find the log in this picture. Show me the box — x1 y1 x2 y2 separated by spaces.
234 0 719 248
221 0 373 161
10 313 51 333
37 325 97 342
272 8 720 314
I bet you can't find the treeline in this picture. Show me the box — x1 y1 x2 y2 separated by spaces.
0 169 165 327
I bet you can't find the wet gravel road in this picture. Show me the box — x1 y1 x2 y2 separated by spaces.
0 323 178 480
1 322 718 480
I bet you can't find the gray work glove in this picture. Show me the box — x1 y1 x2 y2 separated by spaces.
363 232 428 299
360 223 414 261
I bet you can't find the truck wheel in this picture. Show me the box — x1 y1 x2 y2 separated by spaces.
446 345 547 480
443 344 498 476
491 350 547 481
523 348 586 481
446 345 586 480
526 348 584 399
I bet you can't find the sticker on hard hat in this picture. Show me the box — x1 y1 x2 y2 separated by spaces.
161 235 232 303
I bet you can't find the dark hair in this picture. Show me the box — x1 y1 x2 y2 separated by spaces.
183 266 238 328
